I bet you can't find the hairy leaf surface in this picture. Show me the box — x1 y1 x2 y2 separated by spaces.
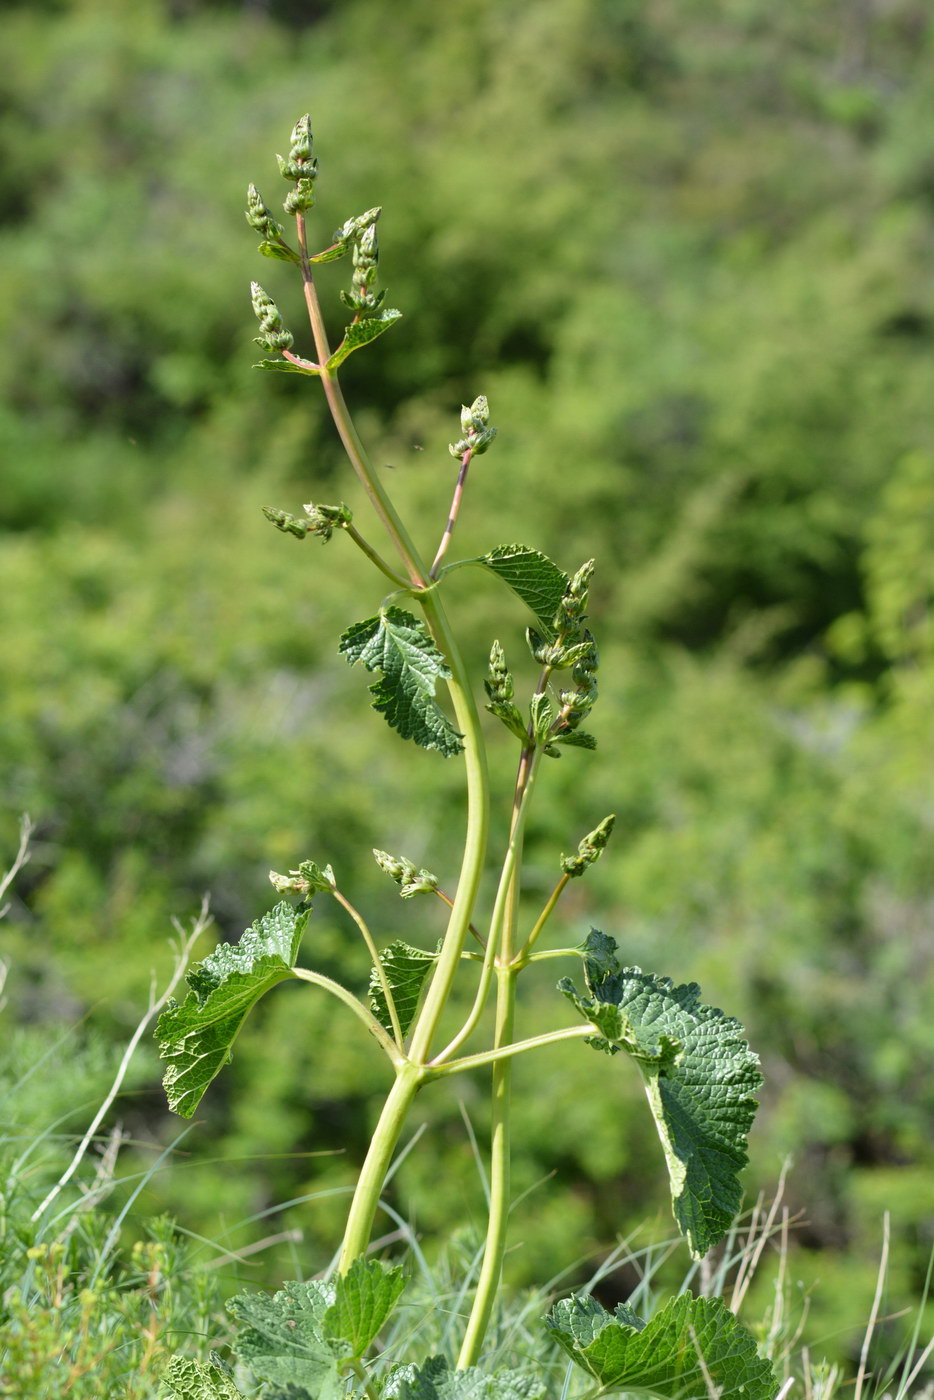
339 607 463 756
159 1355 247 1399
327 309 402 369
369 941 436 1038
481 546 569 634
560 931 761 1256
396 1356 545 1400
545 1293 776 1400
323 1257 406 1356
157 902 308 1118
228 1279 344 1397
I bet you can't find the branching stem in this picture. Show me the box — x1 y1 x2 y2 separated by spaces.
331 888 404 1049
293 968 402 1066
430 449 472 579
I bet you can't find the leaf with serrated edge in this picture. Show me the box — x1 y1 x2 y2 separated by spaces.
228 1279 346 1397
481 546 569 635
369 941 436 1038
545 1293 777 1400
159 1355 247 1399
323 1257 405 1356
157 902 308 1118
326 310 402 369
559 931 761 1257
339 607 463 756
398 1356 545 1400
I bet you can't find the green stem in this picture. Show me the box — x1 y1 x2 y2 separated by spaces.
295 217 491 1260
457 965 517 1368
343 522 409 588
332 888 404 1050
517 872 570 962
405 585 490 1065
292 968 402 1065
337 1061 425 1271
457 746 541 1367
427 1023 594 1080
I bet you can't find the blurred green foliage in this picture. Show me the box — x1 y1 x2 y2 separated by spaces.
2 0 933 1371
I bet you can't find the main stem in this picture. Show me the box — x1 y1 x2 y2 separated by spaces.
458 746 540 1366
296 224 491 1268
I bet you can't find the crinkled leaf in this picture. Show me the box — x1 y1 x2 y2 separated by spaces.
228 1279 345 1397
481 546 569 635
368 941 436 1038
339 607 463 757
560 932 762 1257
322 1257 405 1356
397 1356 545 1400
544 1292 777 1400
554 729 597 750
253 356 321 375
326 309 402 369
159 1355 247 1399
157 902 308 1118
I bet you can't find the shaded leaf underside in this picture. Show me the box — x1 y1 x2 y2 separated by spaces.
157 902 308 1118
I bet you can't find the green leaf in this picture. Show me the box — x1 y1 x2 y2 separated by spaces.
159 1355 247 1399
253 356 321 375
157 902 308 1118
326 309 402 370
554 730 597 750
544 1293 777 1400
309 242 350 263
481 546 569 635
396 1356 545 1400
368 941 436 1037
258 239 301 264
228 1279 345 1397
322 1257 406 1356
559 932 762 1257
339 607 463 756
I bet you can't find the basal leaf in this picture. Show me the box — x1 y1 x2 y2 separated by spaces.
481 546 569 635
159 1355 248 1400
545 1293 776 1400
253 356 321 375
228 1279 345 1397
397 1356 545 1400
560 932 762 1257
326 309 402 369
157 902 308 1118
322 1257 406 1357
369 941 436 1038
339 607 463 756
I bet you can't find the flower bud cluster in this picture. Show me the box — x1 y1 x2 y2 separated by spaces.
277 114 318 214
560 814 616 878
341 216 386 314
251 282 293 351
449 395 497 459
373 848 438 899
483 641 529 741
246 184 284 240
263 501 352 543
269 859 335 897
